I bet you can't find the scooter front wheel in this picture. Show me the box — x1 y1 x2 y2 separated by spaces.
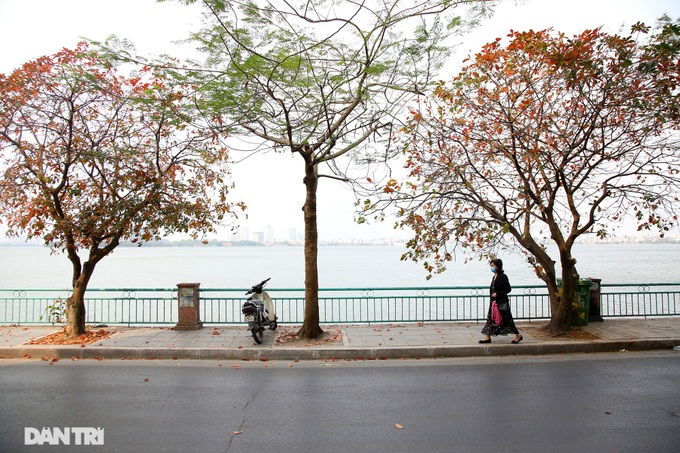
251 326 264 344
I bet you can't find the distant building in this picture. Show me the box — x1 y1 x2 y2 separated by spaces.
232 227 250 242
264 225 275 243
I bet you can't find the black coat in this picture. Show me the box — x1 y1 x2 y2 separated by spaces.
490 271 511 305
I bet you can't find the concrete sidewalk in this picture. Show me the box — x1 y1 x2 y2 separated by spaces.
1 318 679 361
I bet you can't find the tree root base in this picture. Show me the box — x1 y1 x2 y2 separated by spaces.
296 324 324 340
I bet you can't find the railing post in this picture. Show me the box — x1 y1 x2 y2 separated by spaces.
175 283 203 330
588 278 604 322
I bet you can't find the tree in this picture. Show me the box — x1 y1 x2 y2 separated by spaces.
365 23 680 334
155 0 496 338
0 43 244 337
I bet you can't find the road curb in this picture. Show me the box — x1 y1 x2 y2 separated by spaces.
2 338 679 361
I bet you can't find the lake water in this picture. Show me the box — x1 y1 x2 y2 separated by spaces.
1 243 678 289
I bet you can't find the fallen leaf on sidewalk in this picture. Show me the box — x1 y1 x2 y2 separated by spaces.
395 423 404 429
274 326 343 347
28 329 114 345
521 326 600 341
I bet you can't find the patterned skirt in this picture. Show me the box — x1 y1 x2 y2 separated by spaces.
481 300 519 336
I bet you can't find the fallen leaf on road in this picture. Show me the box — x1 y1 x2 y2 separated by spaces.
395 423 404 429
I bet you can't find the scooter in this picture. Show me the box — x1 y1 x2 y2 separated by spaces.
241 278 278 344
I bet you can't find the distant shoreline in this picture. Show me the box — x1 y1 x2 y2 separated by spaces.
1 236 679 248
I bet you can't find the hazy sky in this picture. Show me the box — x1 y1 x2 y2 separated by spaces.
1 0 678 241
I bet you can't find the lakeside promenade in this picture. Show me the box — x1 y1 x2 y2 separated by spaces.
2 318 679 361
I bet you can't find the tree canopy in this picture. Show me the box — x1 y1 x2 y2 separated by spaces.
121 0 497 338
364 21 680 333
0 43 244 336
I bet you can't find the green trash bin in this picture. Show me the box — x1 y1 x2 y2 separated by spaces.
557 278 592 327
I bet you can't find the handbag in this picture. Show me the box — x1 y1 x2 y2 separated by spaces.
491 300 502 326
497 301 509 314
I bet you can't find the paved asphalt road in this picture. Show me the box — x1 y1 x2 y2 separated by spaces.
1 351 679 453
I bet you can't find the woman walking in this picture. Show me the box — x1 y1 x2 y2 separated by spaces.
479 259 523 344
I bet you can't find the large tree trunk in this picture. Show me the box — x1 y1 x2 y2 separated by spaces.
544 249 579 335
297 158 323 339
65 260 96 338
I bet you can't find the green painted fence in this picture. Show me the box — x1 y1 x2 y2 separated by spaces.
1 283 679 326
